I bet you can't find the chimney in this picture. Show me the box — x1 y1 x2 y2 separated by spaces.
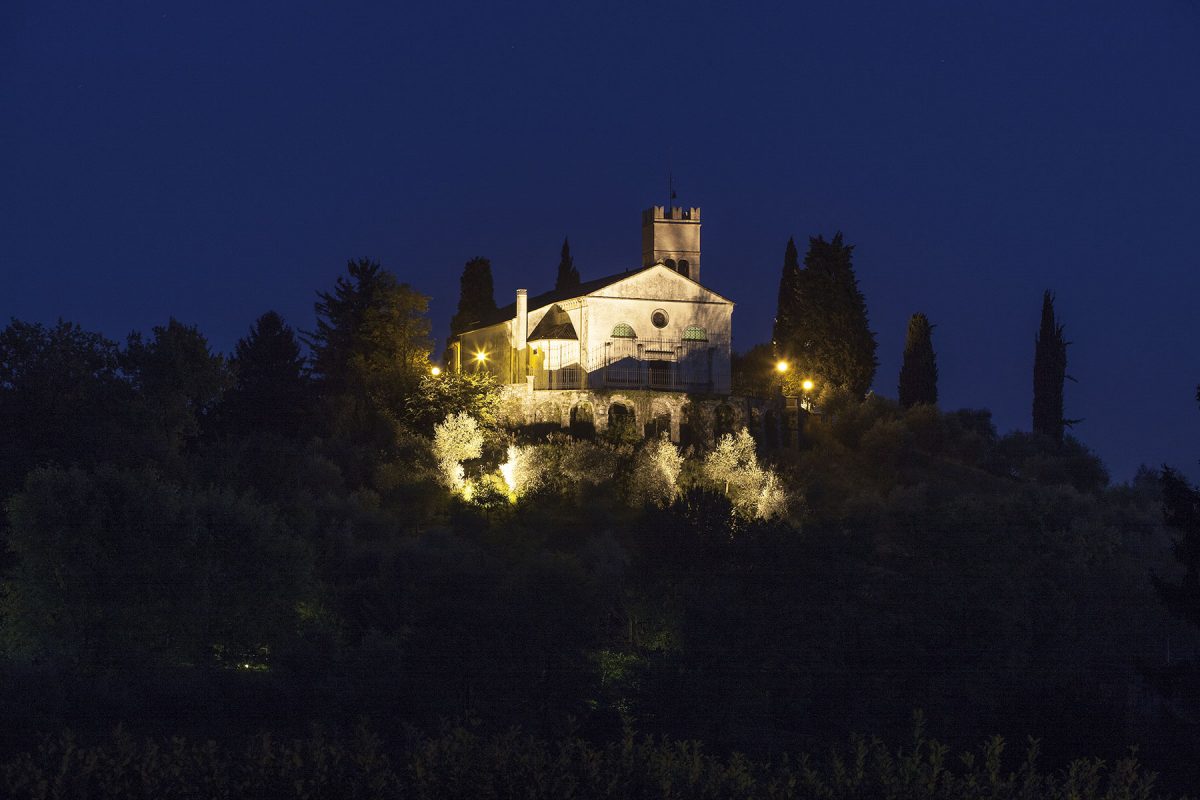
516 288 528 342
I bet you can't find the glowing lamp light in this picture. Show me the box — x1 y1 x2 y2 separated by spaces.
430 366 441 376
474 351 488 363
801 378 815 392
775 361 789 373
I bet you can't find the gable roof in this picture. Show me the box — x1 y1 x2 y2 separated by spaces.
527 304 577 341
459 264 732 335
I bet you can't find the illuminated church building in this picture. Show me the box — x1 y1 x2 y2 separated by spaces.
449 206 740 440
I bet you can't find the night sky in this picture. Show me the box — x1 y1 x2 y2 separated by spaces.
3 1 1198 481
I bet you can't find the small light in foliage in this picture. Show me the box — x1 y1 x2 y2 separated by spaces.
801 378 815 392
430 366 441 376
775 360 789 373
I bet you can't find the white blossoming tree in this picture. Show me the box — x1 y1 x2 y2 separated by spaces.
629 435 684 507
432 411 483 493
702 428 788 520
498 443 539 500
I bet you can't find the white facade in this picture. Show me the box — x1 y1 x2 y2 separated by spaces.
453 264 734 395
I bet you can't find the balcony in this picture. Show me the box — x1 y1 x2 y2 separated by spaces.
529 337 722 393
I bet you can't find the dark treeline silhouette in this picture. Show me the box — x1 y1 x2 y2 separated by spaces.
1 258 1199 795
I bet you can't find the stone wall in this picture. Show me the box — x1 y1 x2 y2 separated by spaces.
497 384 762 444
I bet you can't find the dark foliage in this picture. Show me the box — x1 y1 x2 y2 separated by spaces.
2 465 311 670
0 723 1174 800
898 312 938 407
2 277 1198 793
122 319 230 457
0 321 139 497
1154 467 1200 629
450 256 497 335
771 236 801 353
308 259 432 457
1032 291 1072 444
218 311 310 437
554 236 580 291
775 232 877 396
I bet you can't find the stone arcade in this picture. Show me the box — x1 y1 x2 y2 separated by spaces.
448 206 750 441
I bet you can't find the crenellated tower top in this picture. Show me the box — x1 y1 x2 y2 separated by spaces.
641 206 701 282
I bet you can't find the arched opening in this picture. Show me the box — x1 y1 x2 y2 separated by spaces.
664 258 677 271
714 403 736 439
569 402 596 439
677 259 690 278
680 402 711 450
606 402 637 442
644 411 671 440
682 325 707 342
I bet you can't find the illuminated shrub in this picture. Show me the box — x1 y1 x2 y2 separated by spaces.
702 428 788 521
432 412 482 493
629 436 684 507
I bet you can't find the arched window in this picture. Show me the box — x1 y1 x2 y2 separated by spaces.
664 258 677 271
612 322 636 339
682 325 707 341
678 259 690 278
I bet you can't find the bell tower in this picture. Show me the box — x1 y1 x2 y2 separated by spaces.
641 206 701 282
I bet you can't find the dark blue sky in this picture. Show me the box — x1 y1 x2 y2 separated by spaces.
3 1 1198 481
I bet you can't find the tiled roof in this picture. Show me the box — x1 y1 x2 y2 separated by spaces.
464 268 643 331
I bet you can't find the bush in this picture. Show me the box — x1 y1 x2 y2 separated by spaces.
0 722 1176 800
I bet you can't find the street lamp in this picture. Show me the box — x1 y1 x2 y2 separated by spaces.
430 366 441 377
800 378 816 411
775 360 789 373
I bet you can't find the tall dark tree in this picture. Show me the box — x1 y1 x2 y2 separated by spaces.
309 259 432 451
220 311 310 436
310 259 431 391
1032 290 1071 444
897 312 938 408
772 237 801 354
777 232 877 397
450 256 497 335
555 237 580 291
122 318 230 456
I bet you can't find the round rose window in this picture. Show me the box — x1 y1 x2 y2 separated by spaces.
651 309 668 329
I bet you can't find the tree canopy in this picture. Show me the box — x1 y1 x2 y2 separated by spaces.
774 232 877 397
219 311 310 437
450 256 497 335
309 259 432 448
897 312 938 407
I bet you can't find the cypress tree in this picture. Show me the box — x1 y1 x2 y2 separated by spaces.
897 312 938 408
450 256 497 335
772 237 801 355
555 237 580 291
782 232 877 397
1032 290 1071 443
